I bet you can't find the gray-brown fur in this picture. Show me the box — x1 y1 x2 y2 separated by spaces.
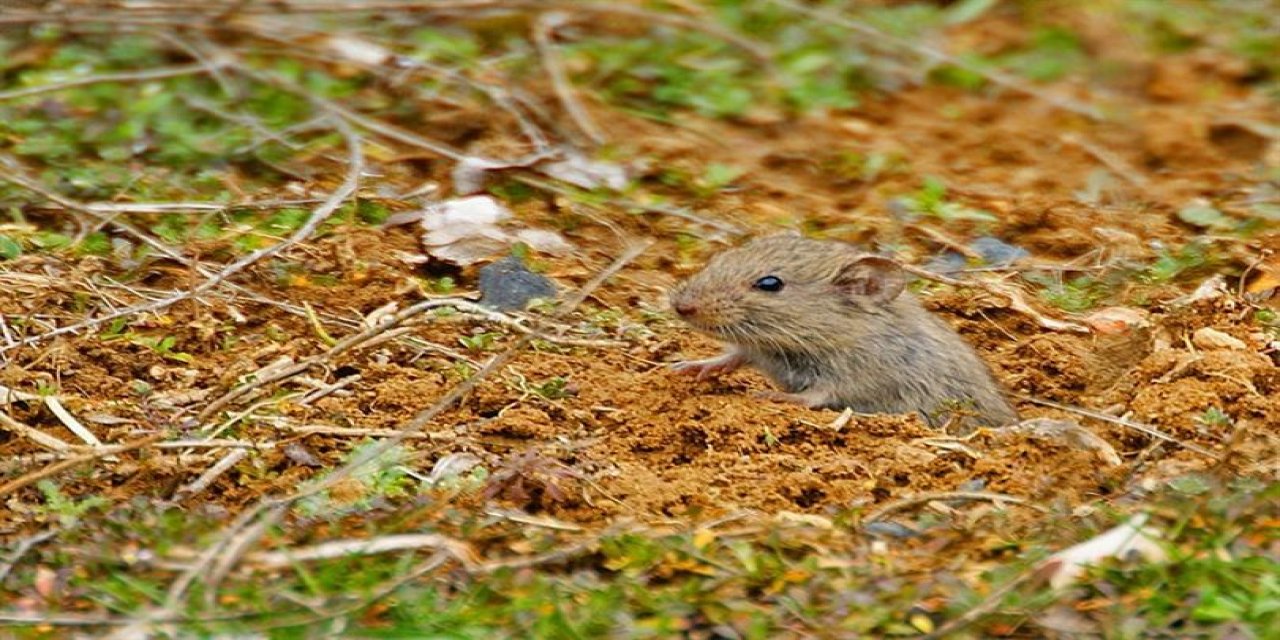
669 236 1018 427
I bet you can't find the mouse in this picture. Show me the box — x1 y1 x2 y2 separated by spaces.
669 235 1018 427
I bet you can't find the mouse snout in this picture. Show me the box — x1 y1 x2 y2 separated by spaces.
674 300 699 318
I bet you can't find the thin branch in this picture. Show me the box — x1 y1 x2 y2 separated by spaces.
43 396 103 447
900 264 1090 333
0 63 219 102
195 297 473 422
0 410 74 452
533 12 604 146
174 449 250 499
863 491 1047 524
1018 396 1222 459
1060 133 1150 188
921 565 1039 640
0 432 168 499
39 1 775 64
0 529 58 583
245 533 475 569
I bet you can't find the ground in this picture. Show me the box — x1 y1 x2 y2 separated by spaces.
0 1 1276 637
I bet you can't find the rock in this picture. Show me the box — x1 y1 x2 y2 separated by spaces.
969 236 1029 265
1192 327 1247 351
863 521 920 539
478 256 557 311
922 251 968 274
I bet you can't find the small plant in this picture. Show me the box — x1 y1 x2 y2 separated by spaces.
894 176 997 222
694 163 746 197
425 275 456 294
1031 275 1111 312
101 329 195 363
297 441 415 517
1253 309 1278 339
1142 243 1211 283
459 331 500 351
37 480 109 526
820 150 904 183
1197 407 1232 429
130 334 195 363
482 449 580 508
0 234 23 259
534 376 571 400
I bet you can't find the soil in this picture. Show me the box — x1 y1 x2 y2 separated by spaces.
1 53 1277 540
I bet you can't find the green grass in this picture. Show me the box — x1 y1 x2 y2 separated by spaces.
3 477 1271 638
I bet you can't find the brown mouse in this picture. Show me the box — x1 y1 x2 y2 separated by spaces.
669 236 1018 427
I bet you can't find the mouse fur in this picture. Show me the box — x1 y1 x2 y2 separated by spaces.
669 236 1018 427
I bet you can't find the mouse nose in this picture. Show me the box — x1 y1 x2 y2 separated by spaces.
674 300 698 317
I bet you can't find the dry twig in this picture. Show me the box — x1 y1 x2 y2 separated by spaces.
533 12 604 146
0 63 220 102
1019 396 1221 459
0 432 168 499
245 533 476 569
175 449 250 499
901 264 1089 333
862 490 1047 524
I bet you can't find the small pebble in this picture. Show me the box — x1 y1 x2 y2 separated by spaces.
478 256 557 311
863 521 921 539
922 251 967 274
969 236 1030 265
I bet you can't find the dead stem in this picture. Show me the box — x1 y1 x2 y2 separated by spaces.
863 490 1047 524
900 264 1090 333
0 432 168 499
533 12 605 146
1018 396 1222 459
0 63 220 102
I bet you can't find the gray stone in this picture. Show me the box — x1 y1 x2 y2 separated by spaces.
969 236 1029 265
478 256 556 311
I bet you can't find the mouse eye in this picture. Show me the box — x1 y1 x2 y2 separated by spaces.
752 275 785 292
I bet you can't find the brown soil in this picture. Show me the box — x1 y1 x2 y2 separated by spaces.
1 71 1277 538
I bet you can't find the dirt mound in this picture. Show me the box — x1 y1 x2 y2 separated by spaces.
2 84 1276 536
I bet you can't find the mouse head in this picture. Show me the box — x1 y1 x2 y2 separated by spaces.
670 236 906 352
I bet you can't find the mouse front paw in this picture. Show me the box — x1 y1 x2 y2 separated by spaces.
670 351 745 381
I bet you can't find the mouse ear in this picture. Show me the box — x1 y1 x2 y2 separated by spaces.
834 255 906 304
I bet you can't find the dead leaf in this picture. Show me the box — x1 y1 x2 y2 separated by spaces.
419 196 572 266
1192 327 1247 351
538 152 629 190
1041 514 1166 590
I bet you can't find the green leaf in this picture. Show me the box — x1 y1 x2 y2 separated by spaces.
1249 203 1280 221
33 232 72 250
1177 205 1234 229
1168 474 1212 496
0 235 21 260
945 0 998 25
